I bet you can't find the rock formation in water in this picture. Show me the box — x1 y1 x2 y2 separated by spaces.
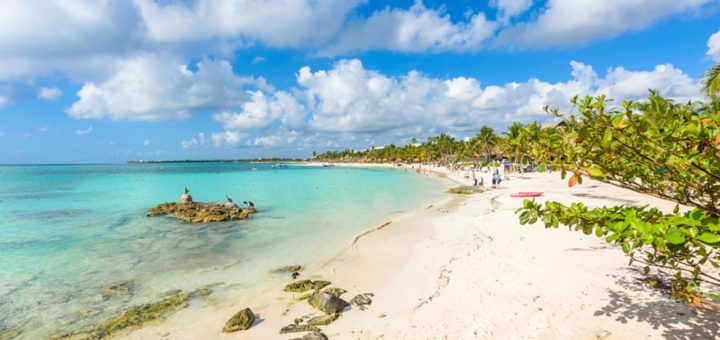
148 189 257 223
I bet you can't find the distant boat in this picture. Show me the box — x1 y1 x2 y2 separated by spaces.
271 164 289 169
321 163 335 167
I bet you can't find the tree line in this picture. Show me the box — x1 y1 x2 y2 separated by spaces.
315 65 720 310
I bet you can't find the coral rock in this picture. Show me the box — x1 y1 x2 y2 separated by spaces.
283 280 331 293
308 291 349 314
222 308 255 333
147 202 257 223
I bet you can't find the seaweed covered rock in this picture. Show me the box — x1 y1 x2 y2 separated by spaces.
308 291 348 314
447 186 484 195
279 324 320 334
283 280 330 293
98 290 190 335
306 313 339 326
271 265 302 273
222 308 255 333
349 293 374 310
147 202 257 223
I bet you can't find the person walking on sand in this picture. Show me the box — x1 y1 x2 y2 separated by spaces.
472 168 477 186
492 170 501 189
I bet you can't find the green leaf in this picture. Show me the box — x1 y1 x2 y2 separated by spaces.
602 128 613 146
538 162 547 172
696 233 720 245
611 113 625 126
583 166 605 179
665 230 685 245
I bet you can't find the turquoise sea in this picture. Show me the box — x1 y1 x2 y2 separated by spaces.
0 163 445 339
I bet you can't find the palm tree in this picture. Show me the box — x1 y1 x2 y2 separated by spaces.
504 122 525 168
704 63 720 98
435 133 457 164
472 125 499 163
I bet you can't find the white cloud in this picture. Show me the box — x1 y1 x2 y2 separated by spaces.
596 64 699 101
322 2 497 55
67 53 258 121
212 90 306 130
494 0 713 49
252 56 266 64
489 0 533 21
35 126 50 133
271 59 700 137
38 87 62 101
75 126 93 136
0 1 140 80
211 130 247 147
143 139 150 146
134 0 362 47
707 29 720 62
181 132 208 149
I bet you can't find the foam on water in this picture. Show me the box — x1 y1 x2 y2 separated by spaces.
0 163 444 338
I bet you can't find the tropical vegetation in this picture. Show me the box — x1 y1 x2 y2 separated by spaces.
314 65 720 310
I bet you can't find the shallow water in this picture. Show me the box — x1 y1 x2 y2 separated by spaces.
0 163 444 338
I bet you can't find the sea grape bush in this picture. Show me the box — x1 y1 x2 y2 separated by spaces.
516 91 720 306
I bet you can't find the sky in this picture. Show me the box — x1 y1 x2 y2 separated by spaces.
1 0 720 164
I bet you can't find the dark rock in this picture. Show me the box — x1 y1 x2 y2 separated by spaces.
323 287 347 297
308 291 349 314
279 324 320 334
284 280 331 293
307 313 339 326
222 308 255 333
350 293 374 310
147 202 257 223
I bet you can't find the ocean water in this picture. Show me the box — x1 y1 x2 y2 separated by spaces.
0 163 444 338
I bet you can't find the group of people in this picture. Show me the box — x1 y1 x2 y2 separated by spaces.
471 167 504 189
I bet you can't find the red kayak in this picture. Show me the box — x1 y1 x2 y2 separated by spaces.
510 192 543 198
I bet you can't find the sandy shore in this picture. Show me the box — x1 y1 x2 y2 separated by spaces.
126 167 719 339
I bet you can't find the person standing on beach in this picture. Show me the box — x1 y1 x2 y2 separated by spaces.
472 168 477 186
492 170 501 189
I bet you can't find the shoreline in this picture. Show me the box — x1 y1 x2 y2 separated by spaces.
126 165 719 339
123 163 465 339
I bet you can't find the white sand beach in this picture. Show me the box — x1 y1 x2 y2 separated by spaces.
127 168 720 339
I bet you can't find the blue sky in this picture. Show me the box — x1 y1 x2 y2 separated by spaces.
1 0 720 164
